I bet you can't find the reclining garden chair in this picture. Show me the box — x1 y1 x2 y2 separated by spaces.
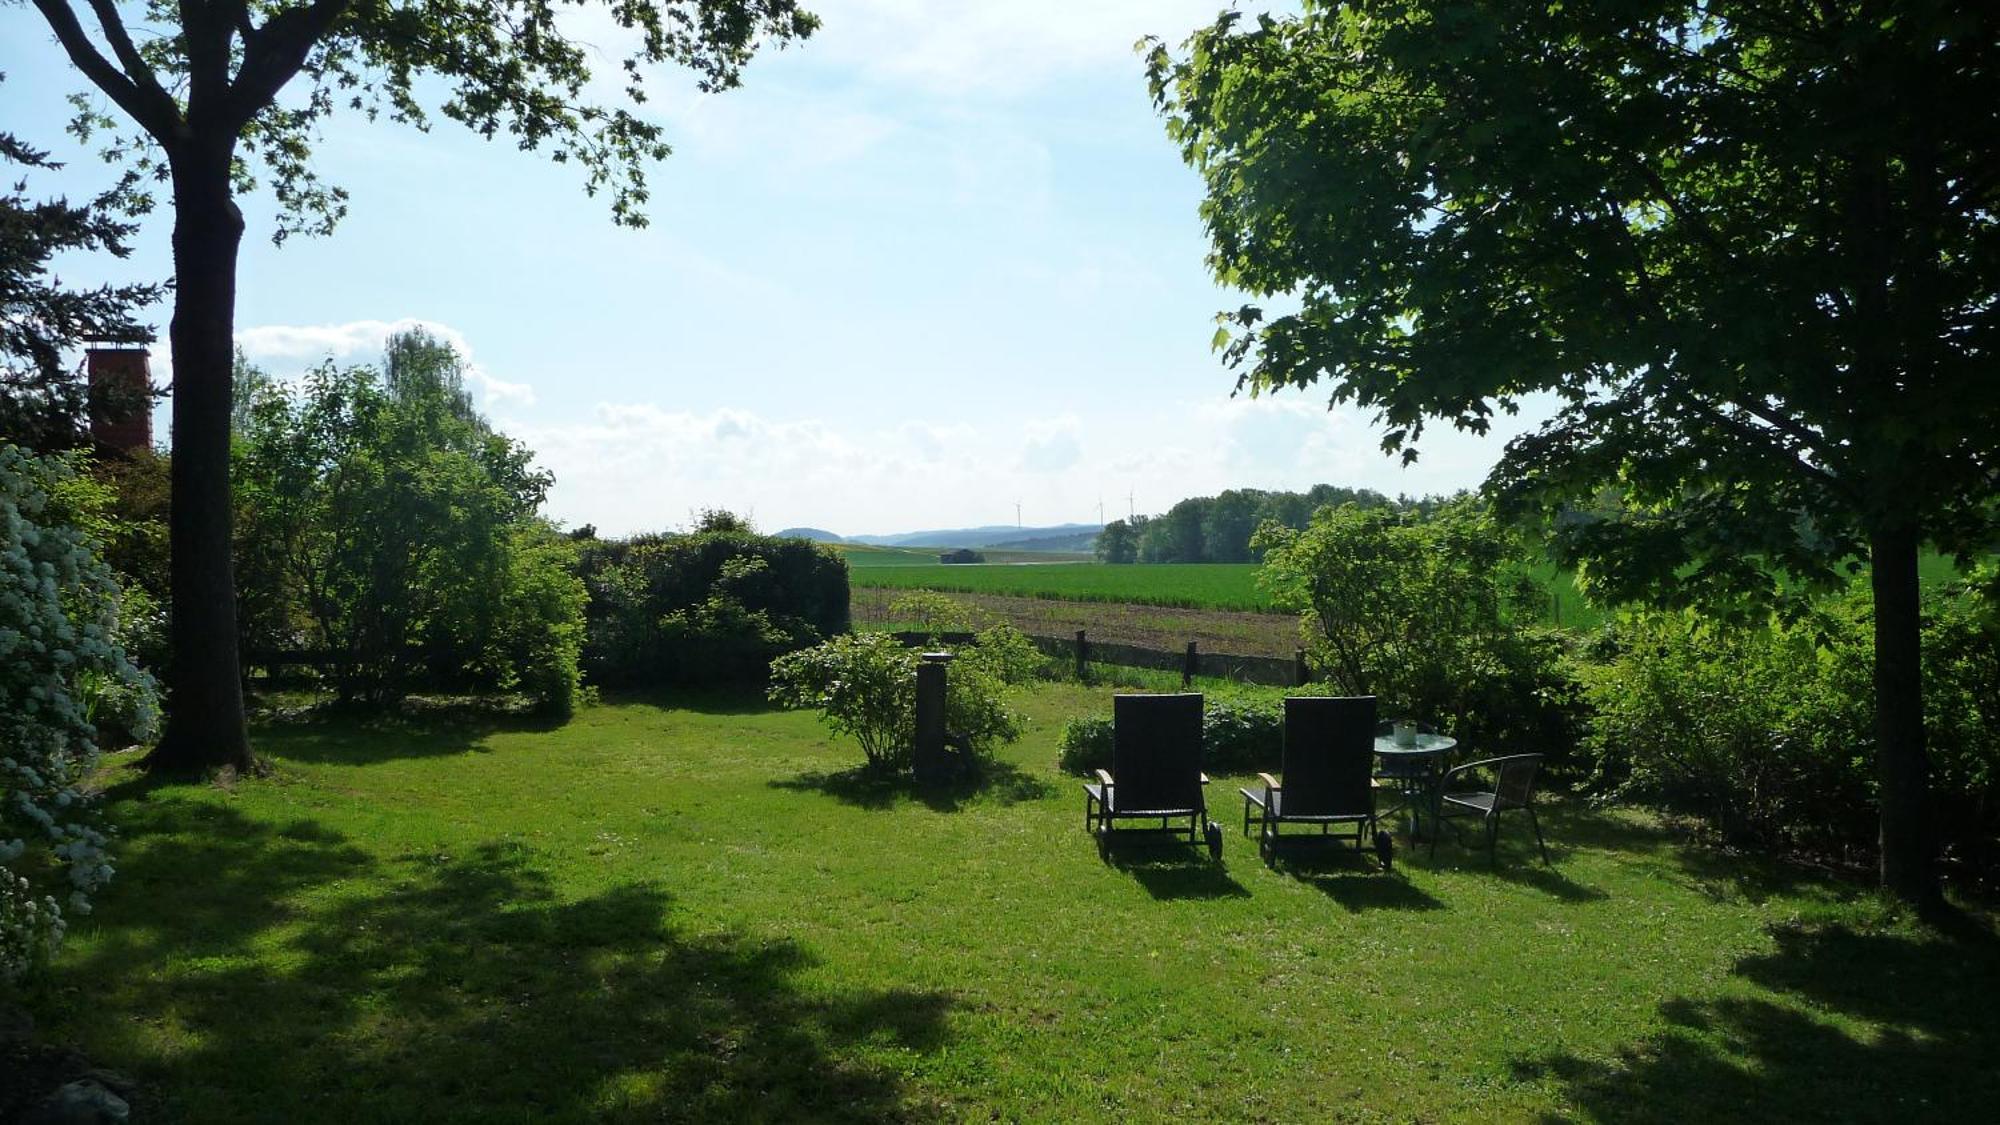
1241 696 1392 869
1431 753 1551 866
1083 693 1222 860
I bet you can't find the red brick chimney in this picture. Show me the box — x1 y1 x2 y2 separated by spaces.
86 344 154 455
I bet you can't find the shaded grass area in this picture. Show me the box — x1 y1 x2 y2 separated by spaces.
29 685 1999 1122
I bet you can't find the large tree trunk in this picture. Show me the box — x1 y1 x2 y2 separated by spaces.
146 149 254 773
1869 523 1936 907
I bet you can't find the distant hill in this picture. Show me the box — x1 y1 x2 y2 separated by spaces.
775 527 847 543
985 530 1100 553
847 523 1102 550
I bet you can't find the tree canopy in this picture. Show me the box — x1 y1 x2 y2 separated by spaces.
1149 1 2000 903
0 92 161 452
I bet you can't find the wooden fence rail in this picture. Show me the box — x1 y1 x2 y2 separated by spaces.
249 632 1313 691
887 630 1308 688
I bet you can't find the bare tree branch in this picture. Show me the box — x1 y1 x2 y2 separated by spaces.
229 0 355 129
30 0 180 140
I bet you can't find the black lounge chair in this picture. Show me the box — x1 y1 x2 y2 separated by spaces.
1431 754 1551 865
1083 693 1221 860
1241 696 1391 868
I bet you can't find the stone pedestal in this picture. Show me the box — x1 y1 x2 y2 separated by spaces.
913 651 954 784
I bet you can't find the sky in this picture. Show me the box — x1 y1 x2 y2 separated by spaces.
3 0 1551 537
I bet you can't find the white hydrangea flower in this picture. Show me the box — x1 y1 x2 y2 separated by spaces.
0 444 155 981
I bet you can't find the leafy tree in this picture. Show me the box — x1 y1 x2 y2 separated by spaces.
234 331 583 711
1256 501 1544 727
1202 488 1265 563
26 0 817 771
1139 497 1208 562
1 94 161 451
1093 518 1138 563
1148 2 2000 904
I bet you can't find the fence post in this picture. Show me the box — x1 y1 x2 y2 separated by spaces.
1183 641 1198 688
1074 629 1088 680
1294 648 1309 687
913 651 954 785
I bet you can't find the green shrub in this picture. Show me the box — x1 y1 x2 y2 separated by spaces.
1258 498 1585 764
1 444 157 981
1057 695 1284 776
580 526 848 688
768 629 1027 772
1581 607 1874 849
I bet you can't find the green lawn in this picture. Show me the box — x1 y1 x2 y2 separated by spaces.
36 687 1997 1122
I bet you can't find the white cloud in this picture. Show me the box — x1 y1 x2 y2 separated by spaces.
1020 415 1083 473
508 392 1545 538
234 317 537 406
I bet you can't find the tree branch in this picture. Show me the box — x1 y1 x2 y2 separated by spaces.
229 0 355 129
82 0 179 115
30 0 180 140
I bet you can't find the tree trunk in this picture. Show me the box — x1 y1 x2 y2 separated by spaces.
1869 523 1936 906
145 150 254 773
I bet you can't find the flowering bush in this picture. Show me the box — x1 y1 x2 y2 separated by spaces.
767 627 1034 772
0 443 157 981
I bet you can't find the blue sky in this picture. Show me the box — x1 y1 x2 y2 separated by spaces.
4 0 1546 536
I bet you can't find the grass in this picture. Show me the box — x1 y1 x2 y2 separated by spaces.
850 553 1974 635
838 545 1096 568
28 686 1998 1122
851 562 1278 611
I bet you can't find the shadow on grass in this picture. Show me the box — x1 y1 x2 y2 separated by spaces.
1516 919 2000 1123
45 794 953 1122
1100 848 1252 901
249 702 569 767
595 686 780 717
771 760 1057 813
1264 847 1446 912
1669 843 1870 907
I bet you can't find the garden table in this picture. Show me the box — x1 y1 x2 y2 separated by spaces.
1373 734 1457 841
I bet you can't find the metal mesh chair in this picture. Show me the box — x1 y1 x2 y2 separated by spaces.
1430 753 1550 865
1241 696 1390 868
1083 694 1221 860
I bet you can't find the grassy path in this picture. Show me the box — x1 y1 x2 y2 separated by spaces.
37 687 1998 1122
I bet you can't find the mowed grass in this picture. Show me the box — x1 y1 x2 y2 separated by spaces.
35 687 1997 1122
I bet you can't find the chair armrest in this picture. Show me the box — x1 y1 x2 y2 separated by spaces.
1257 772 1281 791
1095 769 1115 787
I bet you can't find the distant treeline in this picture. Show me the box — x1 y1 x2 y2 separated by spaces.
1097 485 1453 564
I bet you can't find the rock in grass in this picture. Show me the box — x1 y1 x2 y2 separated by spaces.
22 1080 130 1125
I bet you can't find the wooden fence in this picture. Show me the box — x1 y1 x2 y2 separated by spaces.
249 632 1312 692
888 630 1308 688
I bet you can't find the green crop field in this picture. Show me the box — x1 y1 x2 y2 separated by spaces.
836 544 1095 568
850 553 1975 630
849 561 1276 611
